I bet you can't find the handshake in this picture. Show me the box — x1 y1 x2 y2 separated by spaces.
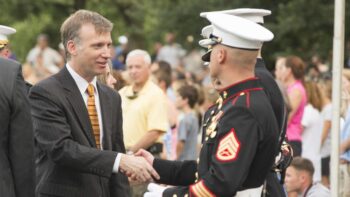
119 149 159 183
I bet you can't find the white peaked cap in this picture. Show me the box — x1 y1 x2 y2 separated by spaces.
0 25 16 42
201 25 213 39
200 8 271 24
199 13 274 50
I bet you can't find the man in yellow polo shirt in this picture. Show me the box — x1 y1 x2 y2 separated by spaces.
120 49 169 196
120 49 168 155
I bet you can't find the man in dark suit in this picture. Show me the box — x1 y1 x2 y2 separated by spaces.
0 57 35 197
29 10 159 197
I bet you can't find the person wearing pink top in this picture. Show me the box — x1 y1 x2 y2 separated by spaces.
275 56 307 157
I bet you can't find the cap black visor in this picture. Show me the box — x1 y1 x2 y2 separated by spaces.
202 50 212 62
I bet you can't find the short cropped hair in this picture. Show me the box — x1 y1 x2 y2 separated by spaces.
126 49 151 65
60 9 113 60
290 157 314 177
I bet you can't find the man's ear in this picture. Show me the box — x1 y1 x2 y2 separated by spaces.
217 48 226 64
300 171 307 183
67 40 78 56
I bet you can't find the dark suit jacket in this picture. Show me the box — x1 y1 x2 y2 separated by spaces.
29 67 130 197
0 58 35 197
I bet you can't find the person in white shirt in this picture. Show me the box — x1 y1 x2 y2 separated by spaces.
26 34 64 74
301 81 323 182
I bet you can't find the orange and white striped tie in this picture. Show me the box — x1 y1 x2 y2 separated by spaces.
86 84 101 149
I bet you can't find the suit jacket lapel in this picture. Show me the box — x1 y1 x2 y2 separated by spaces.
57 67 96 147
98 83 113 150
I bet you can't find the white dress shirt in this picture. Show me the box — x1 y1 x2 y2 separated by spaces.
66 64 121 173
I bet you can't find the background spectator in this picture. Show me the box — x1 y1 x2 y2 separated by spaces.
26 34 63 75
275 56 307 157
285 157 330 197
319 75 333 188
175 85 199 161
301 81 323 182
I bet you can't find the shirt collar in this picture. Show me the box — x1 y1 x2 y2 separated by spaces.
66 63 97 95
124 78 152 98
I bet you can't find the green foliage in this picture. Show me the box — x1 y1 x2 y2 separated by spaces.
0 0 349 68
10 13 54 62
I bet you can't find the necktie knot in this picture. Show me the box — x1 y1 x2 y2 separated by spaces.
87 84 94 97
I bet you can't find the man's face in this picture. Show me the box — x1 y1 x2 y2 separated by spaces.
126 55 150 85
285 167 303 193
38 37 48 49
175 92 186 110
0 47 9 58
73 23 112 81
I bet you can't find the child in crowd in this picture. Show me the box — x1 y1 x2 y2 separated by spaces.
175 85 199 161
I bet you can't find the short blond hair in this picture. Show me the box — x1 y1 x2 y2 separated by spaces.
60 9 113 60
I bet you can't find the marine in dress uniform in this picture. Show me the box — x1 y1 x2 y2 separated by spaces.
200 9 289 197
144 13 279 197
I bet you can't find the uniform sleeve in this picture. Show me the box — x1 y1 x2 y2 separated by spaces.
162 107 261 197
147 91 169 132
9 66 35 197
153 159 197 186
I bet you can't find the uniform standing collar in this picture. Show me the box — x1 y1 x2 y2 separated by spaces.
218 77 261 100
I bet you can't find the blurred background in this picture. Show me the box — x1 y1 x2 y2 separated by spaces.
1 0 349 70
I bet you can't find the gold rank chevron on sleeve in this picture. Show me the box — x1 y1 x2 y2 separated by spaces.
190 180 216 197
215 128 241 162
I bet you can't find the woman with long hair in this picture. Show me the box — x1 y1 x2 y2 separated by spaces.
275 56 307 157
301 81 323 182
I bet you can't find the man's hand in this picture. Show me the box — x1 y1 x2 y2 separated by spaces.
119 154 160 182
143 183 167 197
135 149 155 166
